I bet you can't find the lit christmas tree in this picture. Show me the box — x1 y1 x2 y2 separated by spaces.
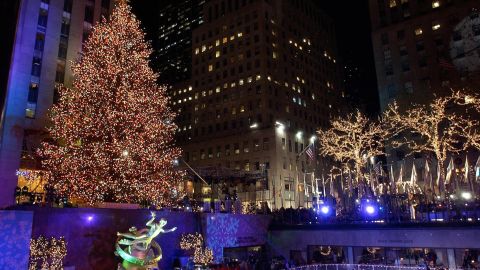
39 1 182 206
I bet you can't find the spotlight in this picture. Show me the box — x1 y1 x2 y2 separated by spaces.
86 215 94 223
320 205 330 215
296 131 303 139
361 201 378 217
365 205 375 215
250 123 258 129
461 192 472 200
310 135 316 143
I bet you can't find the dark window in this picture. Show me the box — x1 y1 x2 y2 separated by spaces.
61 17 70 37
27 83 39 103
381 33 389 45
63 0 73 13
84 4 94 23
58 39 68 59
38 8 48 28
31 57 42 77
55 62 66 83
101 0 110 8
34 33 45 51
416 41 425 51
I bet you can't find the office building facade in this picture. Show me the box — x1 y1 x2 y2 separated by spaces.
370 0 480 112
172 0 344 209
152 0 206 84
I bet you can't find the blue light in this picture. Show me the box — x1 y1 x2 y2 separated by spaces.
320 205 330 215
365 205 375 215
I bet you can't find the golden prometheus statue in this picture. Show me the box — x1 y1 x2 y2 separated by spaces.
115 211 177 270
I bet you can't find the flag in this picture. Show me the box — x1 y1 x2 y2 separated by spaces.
464 155 470 184
303 174 308 196
436 161 444 194
373 162 381 175
348 169 353 194
445 157 454 185
398 163 404 193
423 159 433 191
389 164 395 194
305 144 314 160
410 163 418 186
329 176 335 197
475 155 480 183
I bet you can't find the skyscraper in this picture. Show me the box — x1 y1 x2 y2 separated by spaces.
369 0 480 112
172 0 344 209
0 0 114 207
155 0 205 84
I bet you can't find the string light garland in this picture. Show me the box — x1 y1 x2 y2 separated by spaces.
38 1 183 206
29 236 67 270
179 233 214 265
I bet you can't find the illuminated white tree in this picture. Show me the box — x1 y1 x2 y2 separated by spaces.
384 93 473 193
452 91 480 151
317 110 388 188
38 2 182 206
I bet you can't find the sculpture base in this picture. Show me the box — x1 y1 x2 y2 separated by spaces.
117 261 159 270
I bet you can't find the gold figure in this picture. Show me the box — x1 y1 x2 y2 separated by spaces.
115 212 177 269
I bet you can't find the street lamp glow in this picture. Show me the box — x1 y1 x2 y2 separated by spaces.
310 135 316 143
296 131 303 139
250 123 258 129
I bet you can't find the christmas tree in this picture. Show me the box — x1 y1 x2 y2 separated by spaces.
39 1 182 206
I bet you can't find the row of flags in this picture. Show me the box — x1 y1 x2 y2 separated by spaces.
308 155 480 198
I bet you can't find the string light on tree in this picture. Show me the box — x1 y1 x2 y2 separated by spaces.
38 1 183 206
316 110 391 192
179 233 214 265
384 92 474 195
29 236 67 270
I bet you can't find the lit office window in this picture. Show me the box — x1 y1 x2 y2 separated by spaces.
414 28 423 36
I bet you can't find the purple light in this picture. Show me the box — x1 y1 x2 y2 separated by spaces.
365 205 375 214
87 215 94 222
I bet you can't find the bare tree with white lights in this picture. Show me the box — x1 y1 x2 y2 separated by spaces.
384 93 474 195
317 110 390 193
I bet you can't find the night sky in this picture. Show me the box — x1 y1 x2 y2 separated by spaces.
131 0 380 116
315 1 379 116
